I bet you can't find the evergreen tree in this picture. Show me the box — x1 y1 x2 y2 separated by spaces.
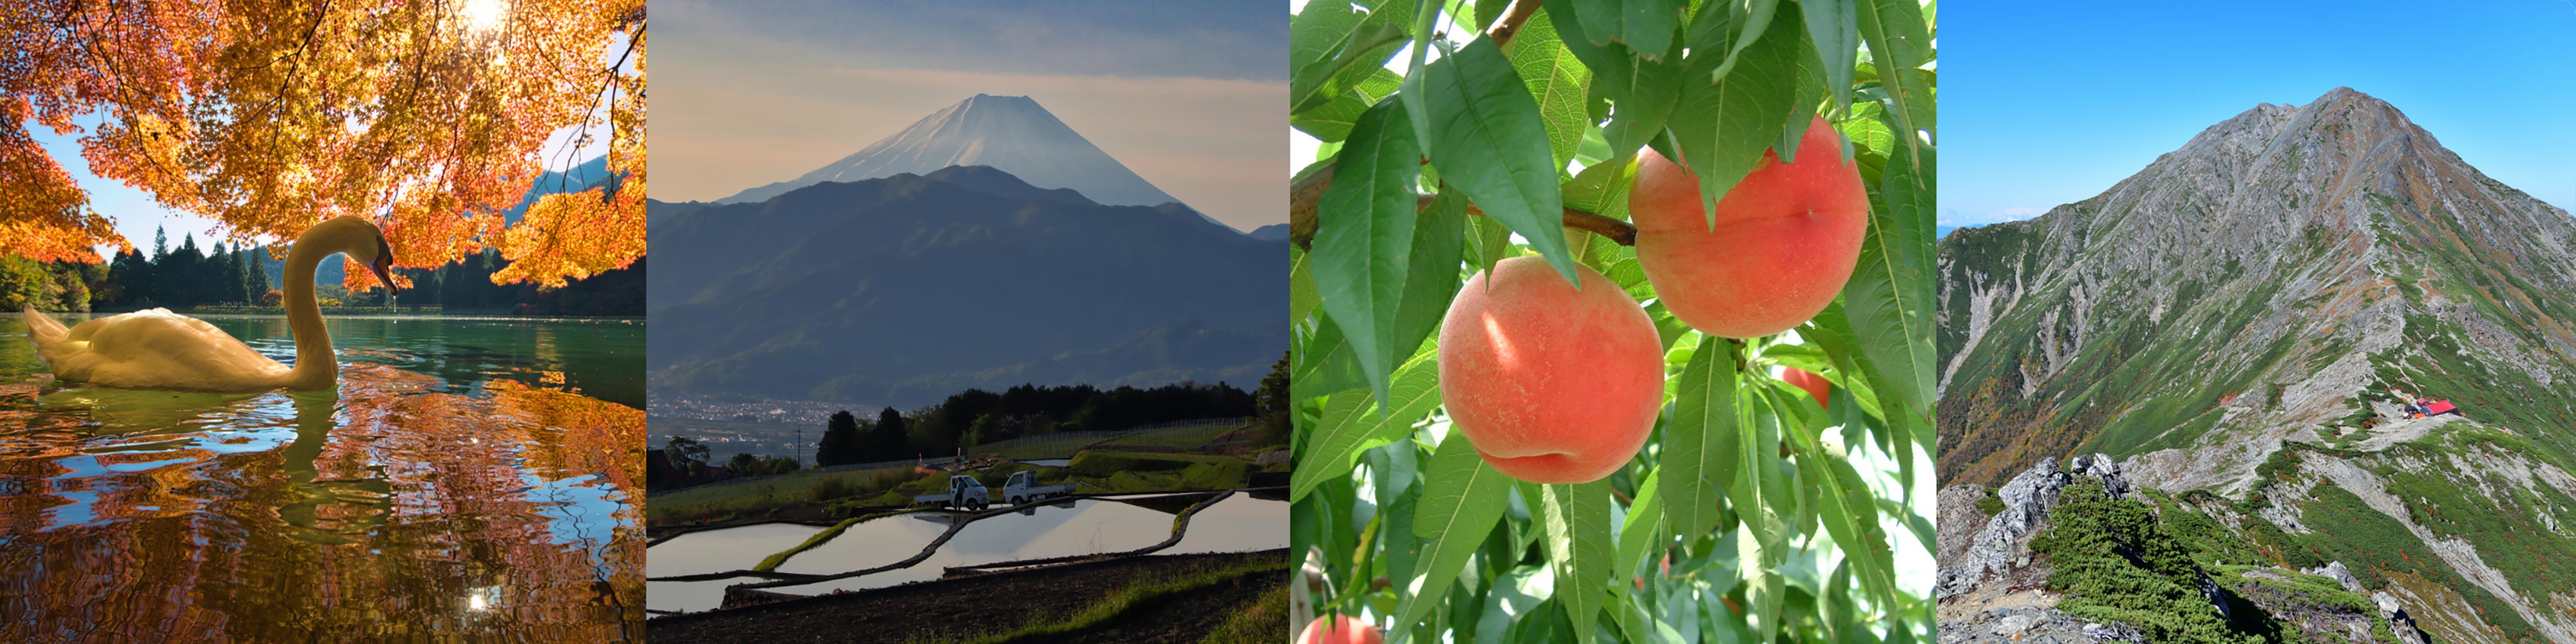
242 247 271 304
874 408 909 460
106 249 151 307
156 234 205 307
151 225 167 260
207 242 242 304
817 410 862 466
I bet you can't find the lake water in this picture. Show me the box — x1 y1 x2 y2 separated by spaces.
0 313 646 640
643 495 1288 614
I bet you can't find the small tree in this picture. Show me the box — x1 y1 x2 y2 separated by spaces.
664 436 710 475
964 413 1001 451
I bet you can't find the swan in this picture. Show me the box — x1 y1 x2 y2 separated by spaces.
23 216 400 392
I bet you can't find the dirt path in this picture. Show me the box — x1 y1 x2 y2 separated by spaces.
645 549 1287 644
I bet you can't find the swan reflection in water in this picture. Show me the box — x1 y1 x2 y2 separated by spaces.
0 361 645 641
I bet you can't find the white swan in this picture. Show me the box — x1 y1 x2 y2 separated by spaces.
23 216 399 392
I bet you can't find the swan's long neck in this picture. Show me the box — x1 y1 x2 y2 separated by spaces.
281 225 345 389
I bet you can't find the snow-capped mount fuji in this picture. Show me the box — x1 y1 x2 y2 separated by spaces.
717 93 1222 227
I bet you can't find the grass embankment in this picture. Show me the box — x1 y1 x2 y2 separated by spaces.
925 557 1291 644
752 508 922 572
1193 584 1291 644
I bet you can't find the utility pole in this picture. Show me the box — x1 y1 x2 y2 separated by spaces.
795 428 803 466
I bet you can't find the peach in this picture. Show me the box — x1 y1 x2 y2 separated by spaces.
1631 115 1869 338
1780 367 1831 410
1438 256 1665 484
1298 614 1383 644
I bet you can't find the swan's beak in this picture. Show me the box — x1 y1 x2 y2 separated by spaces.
368 254 400 296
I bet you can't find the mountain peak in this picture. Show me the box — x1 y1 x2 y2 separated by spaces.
1937 89 2576 491
715 94 1187 213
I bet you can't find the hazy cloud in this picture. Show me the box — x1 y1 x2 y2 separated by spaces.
1939 206 2046 228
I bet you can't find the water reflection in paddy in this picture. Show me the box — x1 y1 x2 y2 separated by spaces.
758 495 1288 604
1164 497 1288 554
642 523 825 614
0 314 645 641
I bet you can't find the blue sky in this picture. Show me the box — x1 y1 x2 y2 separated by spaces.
1942 1 2576 229
654 0 1287 231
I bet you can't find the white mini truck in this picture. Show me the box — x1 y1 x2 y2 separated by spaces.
913 475 990 511
1001 471 1074 505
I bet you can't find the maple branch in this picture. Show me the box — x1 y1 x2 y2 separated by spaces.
1287 164 1638 251
258 0 334 166
1484 0 1545 48
69 3 193 198
547 21 645 196
255 0 333 122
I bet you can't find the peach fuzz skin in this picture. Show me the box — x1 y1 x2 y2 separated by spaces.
1631 115 1869 339
1437 256 1665 484
1780 366 1831 410
1298 615 1383 644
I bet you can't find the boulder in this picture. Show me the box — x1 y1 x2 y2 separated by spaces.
2306 561 2363 594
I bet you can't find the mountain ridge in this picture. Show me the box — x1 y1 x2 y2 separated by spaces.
649 164 1283 408
1937 86 2576 490
1934 87 2576 643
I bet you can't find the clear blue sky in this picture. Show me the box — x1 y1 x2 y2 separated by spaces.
1942 1 2576 229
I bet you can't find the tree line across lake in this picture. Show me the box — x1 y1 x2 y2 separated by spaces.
0 226 642 316
811 379 1265 466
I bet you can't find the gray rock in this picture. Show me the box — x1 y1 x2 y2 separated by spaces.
2373 591 2431 644
1937 454 2136 598
2306 561 2363 594
1940 605 2124 644
2069 453 2130 498
1993 614 2036 636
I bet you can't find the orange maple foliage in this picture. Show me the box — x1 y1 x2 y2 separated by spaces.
0 0 646 289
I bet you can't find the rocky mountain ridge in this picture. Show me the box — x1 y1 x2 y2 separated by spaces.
1936 87 2576 644
1937 454 2446 644
1937 86 2576 491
